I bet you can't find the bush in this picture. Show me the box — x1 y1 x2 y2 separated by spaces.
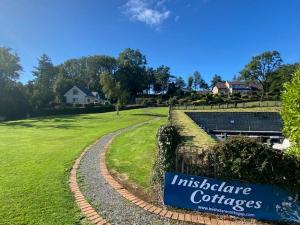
151 124 181 186
195 137 300 191
281 66 300 156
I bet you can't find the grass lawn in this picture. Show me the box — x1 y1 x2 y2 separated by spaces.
0 107 167 225
106 109 168 194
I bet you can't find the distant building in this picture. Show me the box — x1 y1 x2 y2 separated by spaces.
64 85 101 105
212 82 229 95
212 81 261 95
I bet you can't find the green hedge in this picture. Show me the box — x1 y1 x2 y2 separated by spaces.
151 124 181 186
281 66 300 156
191 137 300 192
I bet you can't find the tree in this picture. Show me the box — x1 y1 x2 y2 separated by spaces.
199 79 209 90
211 74 223 87
116 48 148 98
53 74 73 103
153 65 170 93
239 51 283 99
266 63 299 97
31 54 56 107
0 47 22 83
187 75 194 91
281 66 300 156
175 76 186 90
0 47 30 120
193 71 201 90
100 72 129 114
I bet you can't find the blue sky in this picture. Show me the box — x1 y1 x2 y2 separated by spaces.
0 0 299 84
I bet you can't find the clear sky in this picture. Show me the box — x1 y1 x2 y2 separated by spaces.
1 0 299 84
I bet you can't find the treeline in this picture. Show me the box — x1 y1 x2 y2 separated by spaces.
0 47 299 120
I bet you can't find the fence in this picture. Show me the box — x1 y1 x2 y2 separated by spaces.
173 101 281 110
174 144 215 176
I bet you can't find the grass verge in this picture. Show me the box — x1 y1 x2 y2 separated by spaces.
106 109 168 198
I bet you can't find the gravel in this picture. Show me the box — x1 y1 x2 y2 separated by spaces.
78 120 189 225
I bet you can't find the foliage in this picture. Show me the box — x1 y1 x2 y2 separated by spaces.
0 47 22 82
0 47 29 120
151 124 181 185
239 51 283 99
281 66 300 156
267 63 299 98
30 54 56 108
211 74 224 87
195 137 300 191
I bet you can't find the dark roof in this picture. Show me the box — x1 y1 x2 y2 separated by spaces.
186 112 283 132
215 82 227 89
228 81 244 85
75 86 94 97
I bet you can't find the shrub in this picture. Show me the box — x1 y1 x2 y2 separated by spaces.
195 137 300 191
281 66 300 156
151 124 181 186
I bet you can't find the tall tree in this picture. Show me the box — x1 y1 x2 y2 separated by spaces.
187 75 194 91
153 65 170 93
211 74 223 87
266 63 299 97
193 71 201 90
116 48 147 98
239 51 283 99
31 54 56 107
0 47 22 83
175 76 186 90
0 47 30 120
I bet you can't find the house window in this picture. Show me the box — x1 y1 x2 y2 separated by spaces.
87 98 90 103
73 98 78 103
73 89 79 95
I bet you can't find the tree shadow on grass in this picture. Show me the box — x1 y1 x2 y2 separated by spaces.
0 120 83 129
131 113 167 118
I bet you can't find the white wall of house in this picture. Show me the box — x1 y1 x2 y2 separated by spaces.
212 86 219 95
64 86 91 104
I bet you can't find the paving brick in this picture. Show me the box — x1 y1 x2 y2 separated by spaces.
159 209 168 217
96 220 107 225
153 207 162 215
93 217 104 224
178 213 185 221
191 214 198 223
165 211 172 218
171 212 179 220
89 214 100 221
185 213 192 222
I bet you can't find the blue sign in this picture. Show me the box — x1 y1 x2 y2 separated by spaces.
164 172 300 223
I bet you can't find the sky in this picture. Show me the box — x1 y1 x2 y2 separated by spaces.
0 0 300 84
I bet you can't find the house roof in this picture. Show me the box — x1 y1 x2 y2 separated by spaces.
74 85 95 97
215 82 227 89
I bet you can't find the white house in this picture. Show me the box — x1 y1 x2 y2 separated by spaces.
64 85 100 105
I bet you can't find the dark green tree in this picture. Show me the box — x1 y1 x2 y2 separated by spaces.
116 48 147 98
0 47 22 83
239 51 283 99
153 65 170 93
31 54 56 107
187 75 194 91
193 71 201 90
211 74 223 87
267 63 299 97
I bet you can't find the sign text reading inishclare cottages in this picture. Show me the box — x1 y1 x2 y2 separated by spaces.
164 172 300 223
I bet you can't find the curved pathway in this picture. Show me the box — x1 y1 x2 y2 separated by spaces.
72 118 256 225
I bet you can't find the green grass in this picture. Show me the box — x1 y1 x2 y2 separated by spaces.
0 107 167 225
106 110 168 191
